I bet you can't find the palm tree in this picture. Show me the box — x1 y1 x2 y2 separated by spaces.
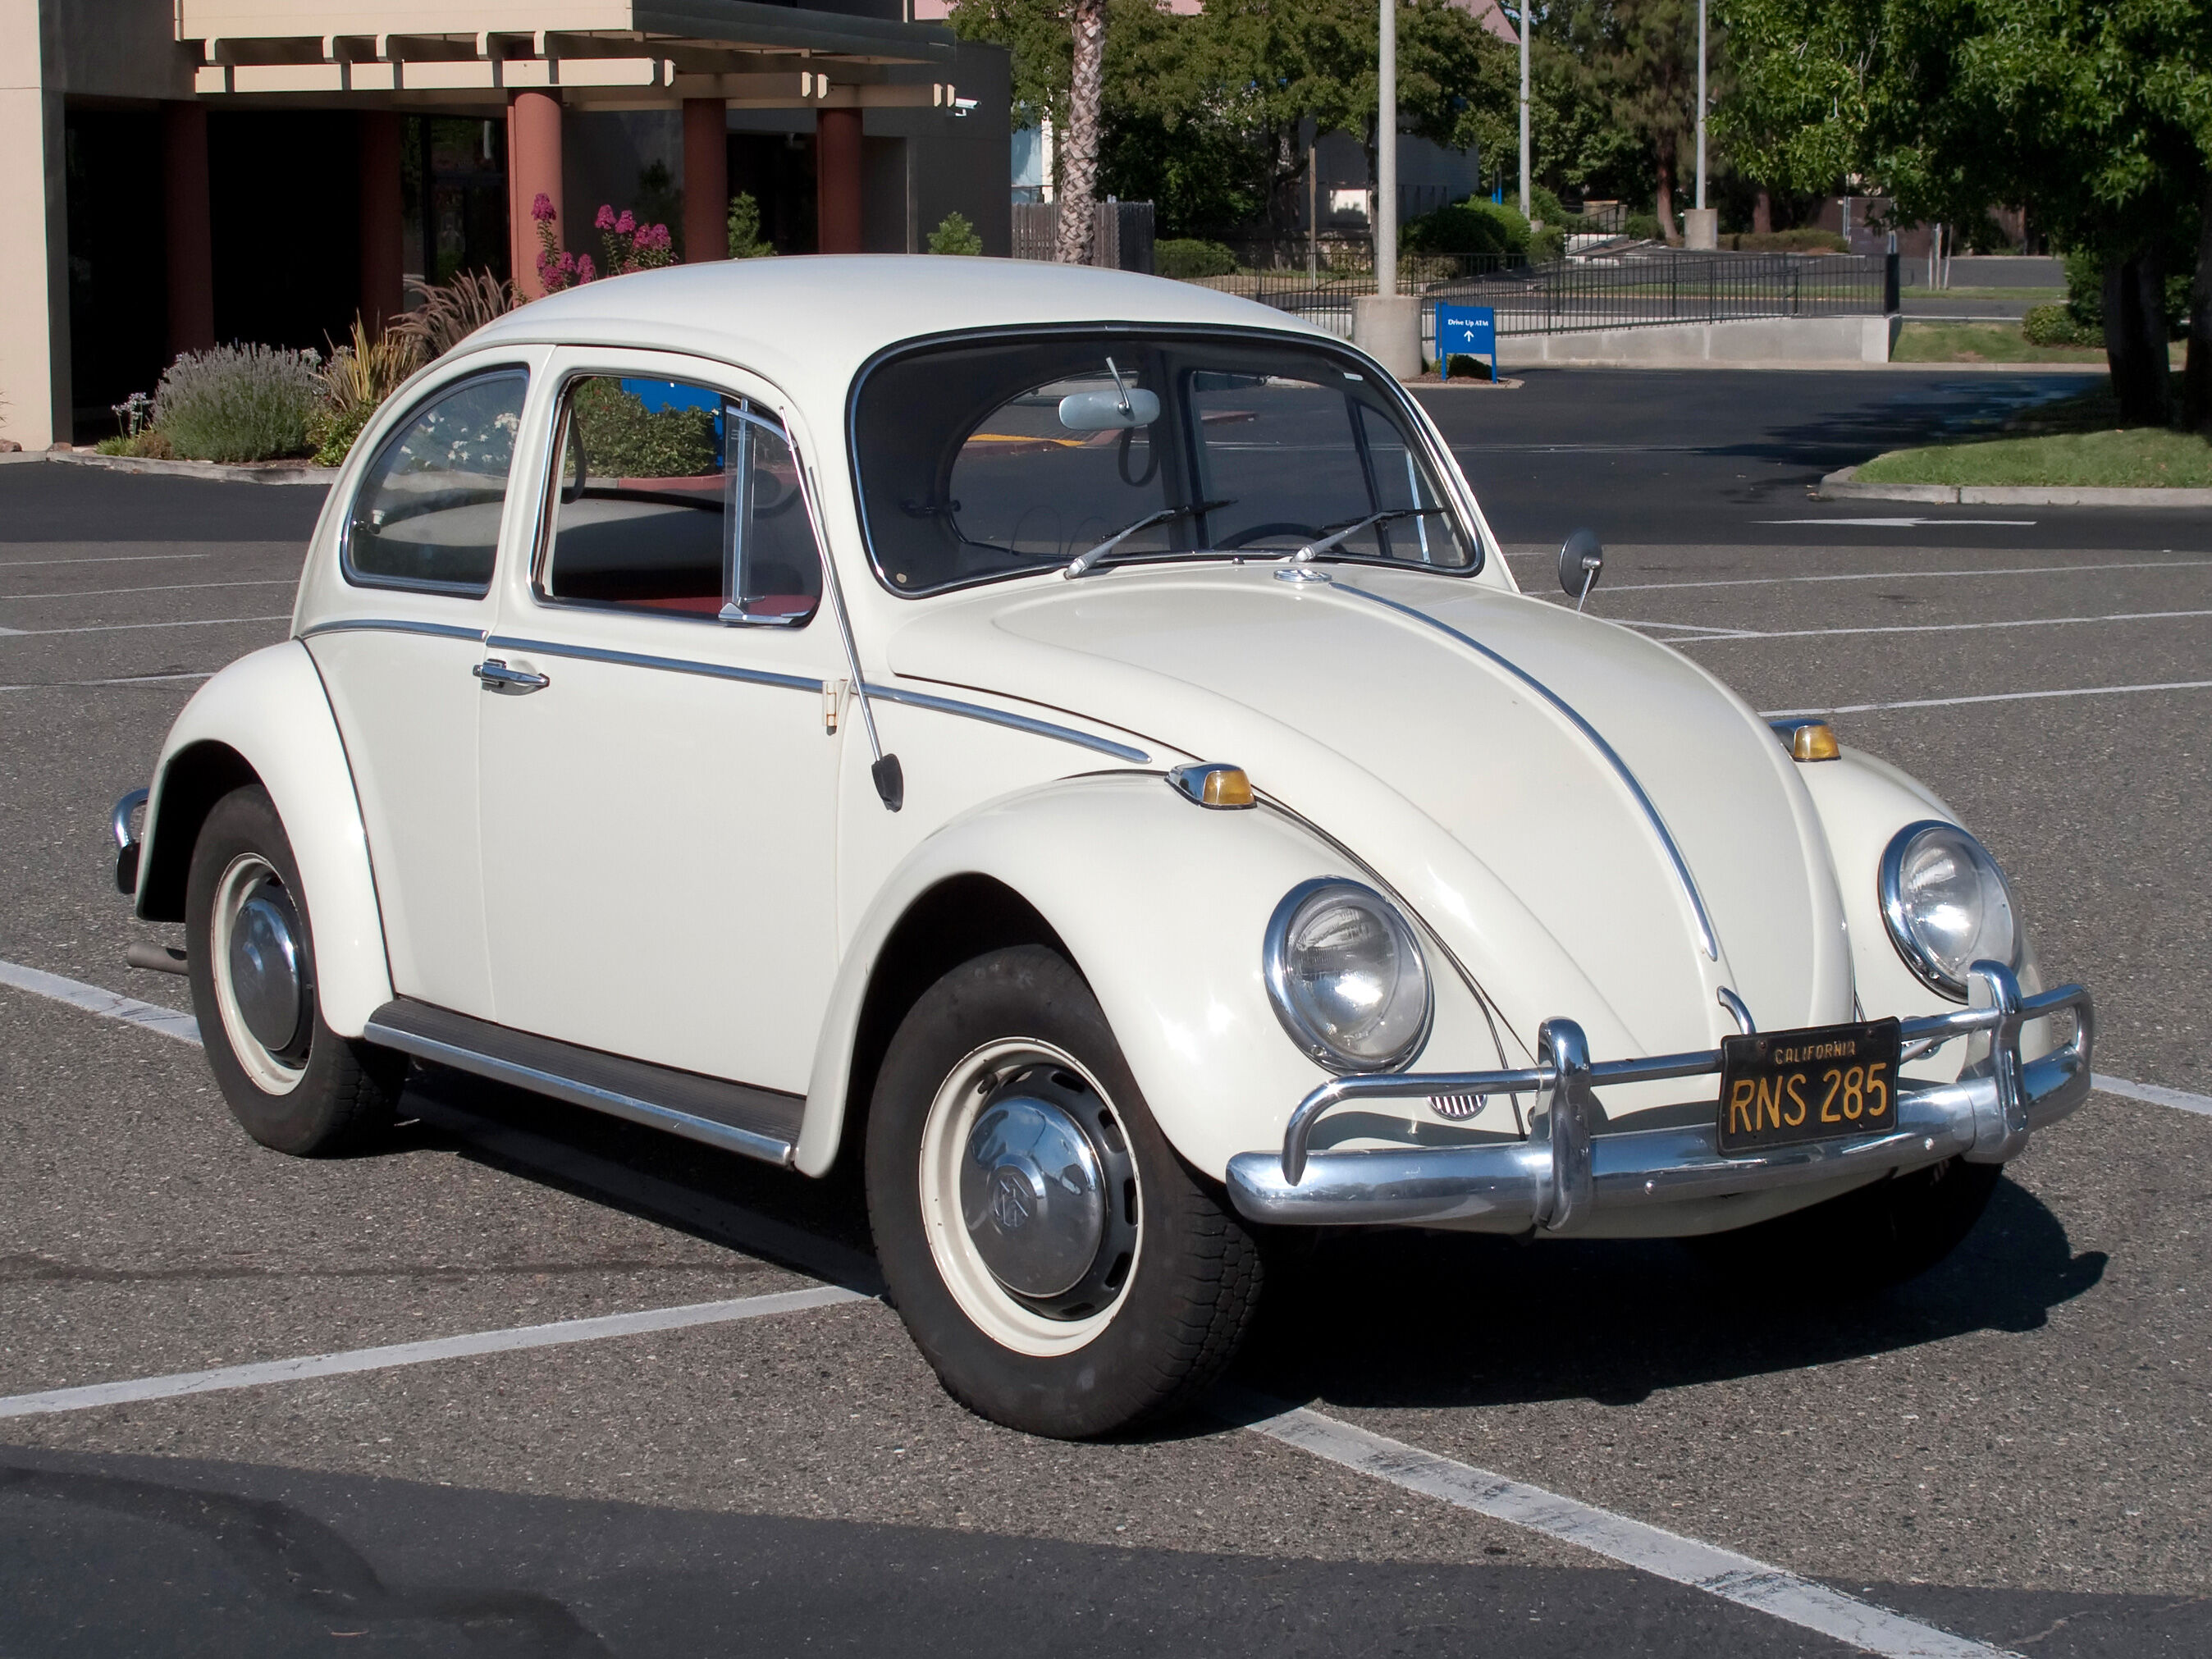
1055 0 1106 263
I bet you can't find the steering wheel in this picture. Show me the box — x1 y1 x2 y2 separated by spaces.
1216 521 1323 551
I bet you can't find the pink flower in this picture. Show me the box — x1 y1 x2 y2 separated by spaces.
615 209 636 235
531 193 556 225
594 204 617 231
576 254 597 283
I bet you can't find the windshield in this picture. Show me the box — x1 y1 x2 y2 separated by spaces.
852 331 1481 596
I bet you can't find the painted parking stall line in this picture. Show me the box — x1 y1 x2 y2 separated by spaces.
0 1286 867 1420
0 959 200 1044
1625 606 2212 646
1762 679 2212 717
0 578 296 601
0 672 216 692
1516 557 2212 596
0 614 292 637
2091 1072 2212 1117
1229 1397 2019 1659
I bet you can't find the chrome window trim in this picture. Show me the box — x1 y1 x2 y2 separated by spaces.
482 633 825 696
844 322 1487 602
1261 876 1436 1076
1331 580 1722 963
1878 818 2019 1002
299 618 488 644
340 364 531 600
859 680 1151 764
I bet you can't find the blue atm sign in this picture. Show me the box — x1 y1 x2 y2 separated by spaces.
1435 304 1497 380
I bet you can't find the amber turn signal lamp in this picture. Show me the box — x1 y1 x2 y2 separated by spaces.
1771 719 1841 762
1167 763 1256 809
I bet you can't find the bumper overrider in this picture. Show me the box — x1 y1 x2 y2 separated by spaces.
1226 962 2092 1233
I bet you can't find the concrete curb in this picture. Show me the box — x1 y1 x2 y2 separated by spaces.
43 450 332 486
1817 464 2212 507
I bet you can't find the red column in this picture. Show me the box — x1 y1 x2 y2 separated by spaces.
507 89 564 298
358 111 404 335
683 98 728 263
162 101 214 358
816 107 863 254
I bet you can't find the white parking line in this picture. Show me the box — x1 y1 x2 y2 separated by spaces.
0 958 200 1044
0 553 214 568
2091 1073 2212 1117
1762 679 2212 717
1512 556 2212 596
1759 518 2036 528
1630 606 2212 645
0 1285 866 1420
0 672 216 692
0 614 290 637
1233 1398 2016 1659
0 578 295 601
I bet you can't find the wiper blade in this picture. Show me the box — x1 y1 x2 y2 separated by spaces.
1063 500 1233 579
1289 506 1449 564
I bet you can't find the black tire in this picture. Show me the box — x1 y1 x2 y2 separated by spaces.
185 784 404 1156
866 945 1263 1438
1689 1156 2002 1291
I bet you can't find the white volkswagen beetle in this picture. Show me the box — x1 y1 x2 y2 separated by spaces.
112 258 2092 1438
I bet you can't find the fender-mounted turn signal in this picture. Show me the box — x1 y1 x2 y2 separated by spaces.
1769 718 1840 761
1167 763 1255 809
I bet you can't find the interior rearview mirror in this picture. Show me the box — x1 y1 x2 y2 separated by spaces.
1558 528 1603 606
1058 386 1161 432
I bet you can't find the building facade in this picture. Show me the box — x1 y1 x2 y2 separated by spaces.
2 0 1011 449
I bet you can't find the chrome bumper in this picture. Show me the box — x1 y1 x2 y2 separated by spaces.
1225 962 2092 1232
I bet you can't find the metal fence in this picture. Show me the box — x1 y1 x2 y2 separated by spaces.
1209 249 1889 340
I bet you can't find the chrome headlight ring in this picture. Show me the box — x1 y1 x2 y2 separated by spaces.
1263 878 1435 1075
1879 819 2021 1002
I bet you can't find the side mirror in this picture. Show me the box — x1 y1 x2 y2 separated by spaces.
1558 528 1603 608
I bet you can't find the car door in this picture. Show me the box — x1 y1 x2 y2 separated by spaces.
305 362 537 1019
474 350 844 1091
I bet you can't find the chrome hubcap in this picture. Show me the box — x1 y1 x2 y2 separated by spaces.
228 880 307 1056
961 1090 1106 1300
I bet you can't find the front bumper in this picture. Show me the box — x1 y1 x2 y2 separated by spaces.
1226 962 2092 1233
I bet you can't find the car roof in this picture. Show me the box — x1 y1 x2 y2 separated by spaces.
457 255 1339 404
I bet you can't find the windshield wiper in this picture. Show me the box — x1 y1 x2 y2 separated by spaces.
1288 506 1450 564
1063 500 1233 579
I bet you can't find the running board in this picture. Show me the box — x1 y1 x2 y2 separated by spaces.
363 998 802 1168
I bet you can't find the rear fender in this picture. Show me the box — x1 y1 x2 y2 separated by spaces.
798 772 1513 1181
136 642 391 1036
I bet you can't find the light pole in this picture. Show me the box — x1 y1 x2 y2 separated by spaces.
1377 0 1397 301
1518 0 1530 222
1684 0 1717 248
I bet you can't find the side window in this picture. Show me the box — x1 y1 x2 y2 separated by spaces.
345 369 528 594
538 374 821 625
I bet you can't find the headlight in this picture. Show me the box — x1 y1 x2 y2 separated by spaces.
1264 879 1433 1073
1880 820 2018 999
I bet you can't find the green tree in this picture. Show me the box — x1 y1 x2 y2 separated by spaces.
1719 0 2212 424
928 211 986 254
1547 0 1714 244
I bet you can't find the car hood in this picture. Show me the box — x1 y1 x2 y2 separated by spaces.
884 564 1854 1064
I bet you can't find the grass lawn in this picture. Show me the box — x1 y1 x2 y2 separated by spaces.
1891 321 2105 363
1899 286 2063 301
1855 426 2212 487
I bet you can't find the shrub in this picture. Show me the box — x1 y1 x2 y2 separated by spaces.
1402 199 1529 258
307 316 425 467
94 428 173 459
153 343 320 462
570 377 717 478
391 270 517 361
1721 228 1848 254
1624 213 1661 242
2059 246 2191 340
727 193 775 258
1155 237 1238 279
2022 304 2100 349
927 211 984 256
1443 354 1492 380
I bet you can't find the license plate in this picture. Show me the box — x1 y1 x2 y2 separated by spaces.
1716 1017 1903 1154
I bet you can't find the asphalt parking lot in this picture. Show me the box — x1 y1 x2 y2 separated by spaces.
2 368 2208 1657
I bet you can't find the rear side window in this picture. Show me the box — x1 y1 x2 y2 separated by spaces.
345 369 528 595
537 373 821 625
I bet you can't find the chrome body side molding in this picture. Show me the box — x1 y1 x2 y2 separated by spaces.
299 618 488 644
1332 581 1721 962
363 998 802 1167
861 681 1151 765
482 634 825 696
1227 962 2092 1232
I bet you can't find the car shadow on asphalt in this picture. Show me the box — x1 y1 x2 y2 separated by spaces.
1229 1175 2105 1411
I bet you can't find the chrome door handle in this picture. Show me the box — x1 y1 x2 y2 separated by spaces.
473 658 549 694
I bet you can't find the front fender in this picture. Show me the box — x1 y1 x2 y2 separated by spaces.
138 642 391 1037
798 773 1515 1181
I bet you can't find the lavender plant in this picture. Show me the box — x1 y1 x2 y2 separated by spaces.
153 343 321 462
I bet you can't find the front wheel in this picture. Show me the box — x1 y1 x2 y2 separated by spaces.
866 946 1263 1438
1689 1156 2002 1291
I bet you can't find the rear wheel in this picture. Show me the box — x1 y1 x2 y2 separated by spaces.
185 785 403 1155
1690 1156 2002 1291
866 945 1263 1438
